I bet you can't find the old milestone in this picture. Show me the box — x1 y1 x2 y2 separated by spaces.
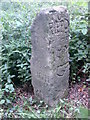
31 6 69 107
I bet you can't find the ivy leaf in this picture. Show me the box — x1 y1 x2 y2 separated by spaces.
77 107 89 118
16 21 22 27
7 75 11 83
82 29 87 35
6 99 11 104
9 84 14 93
0 99 5 105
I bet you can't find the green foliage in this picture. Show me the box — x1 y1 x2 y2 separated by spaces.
1 97 88 119
1 40 31 85
0 2 33 104
0 1 89 85
68 3 89 82
1 2 32 91
0 1 89 118
50 99 80 118
50 99 89 119
77 106 89 118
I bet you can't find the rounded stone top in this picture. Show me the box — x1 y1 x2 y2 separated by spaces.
40 6 67 14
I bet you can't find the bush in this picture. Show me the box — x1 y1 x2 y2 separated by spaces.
68 2 89 82
0 2 33 101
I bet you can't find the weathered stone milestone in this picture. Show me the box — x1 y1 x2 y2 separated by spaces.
31 6 69 106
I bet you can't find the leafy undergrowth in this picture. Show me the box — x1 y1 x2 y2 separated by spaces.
0 1 89 119
0 80 89 119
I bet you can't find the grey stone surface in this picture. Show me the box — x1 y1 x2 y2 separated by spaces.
31 6 69 107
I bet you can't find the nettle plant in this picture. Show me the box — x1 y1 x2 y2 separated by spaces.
0 2 33 104
1 40 31 85
0 40 31 105
68 3 89 82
